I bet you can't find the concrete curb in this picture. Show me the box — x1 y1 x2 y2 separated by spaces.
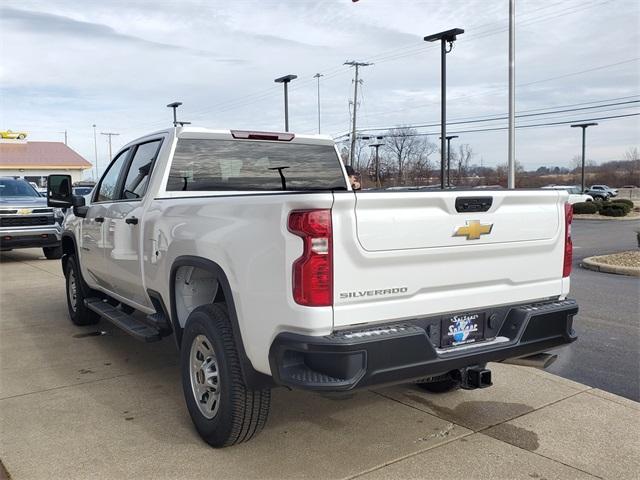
581 256 640 277
573 214 640 221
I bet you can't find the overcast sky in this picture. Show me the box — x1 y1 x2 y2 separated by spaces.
1 0 638 178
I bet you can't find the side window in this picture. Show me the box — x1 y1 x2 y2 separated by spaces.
95 149 130 202
121 140 161 200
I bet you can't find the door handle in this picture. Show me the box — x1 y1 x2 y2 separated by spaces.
94 217 105 223
125 217 139 225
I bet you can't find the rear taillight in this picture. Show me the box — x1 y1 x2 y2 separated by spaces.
288 209 333 306
563 202 573 277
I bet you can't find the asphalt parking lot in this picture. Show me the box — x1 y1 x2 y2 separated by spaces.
548 218 640 400
1 220 639 479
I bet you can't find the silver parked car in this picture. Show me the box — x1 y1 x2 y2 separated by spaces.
586 185 617 199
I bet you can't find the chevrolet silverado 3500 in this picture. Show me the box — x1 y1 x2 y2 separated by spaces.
47 127 578 447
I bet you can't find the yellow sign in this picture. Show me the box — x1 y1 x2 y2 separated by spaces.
454 220 493 240
17 209 32 215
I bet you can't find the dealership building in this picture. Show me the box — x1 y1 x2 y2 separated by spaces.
0 139 92 186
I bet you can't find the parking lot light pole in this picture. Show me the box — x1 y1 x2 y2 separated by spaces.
424 28 464 190
92 124 98 180
571 122 598 193
274 74 297 132
314 73 323 134
369 142 384 188
440 135 459 187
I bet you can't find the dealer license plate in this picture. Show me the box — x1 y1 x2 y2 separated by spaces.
440 312 486 348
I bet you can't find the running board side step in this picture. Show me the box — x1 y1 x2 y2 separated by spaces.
84 298 161 342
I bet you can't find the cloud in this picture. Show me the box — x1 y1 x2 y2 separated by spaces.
0 0 638 174
0 6 243 63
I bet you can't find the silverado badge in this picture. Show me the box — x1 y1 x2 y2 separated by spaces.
454 220 493 240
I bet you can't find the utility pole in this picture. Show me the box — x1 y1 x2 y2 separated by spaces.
440 135 459 187
507 0 516 189
571 122 598 193
92 124 98 180
424 28 464 190
314 73 323 134
345 61 372 166
369 141 384 188
100 132 120 162
58 130 68 145
274 75 297 132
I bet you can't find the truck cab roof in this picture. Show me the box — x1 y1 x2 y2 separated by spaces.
136 127 336 148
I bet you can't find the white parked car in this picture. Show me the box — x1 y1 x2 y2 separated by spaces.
542 185 593 204
47 127 579 447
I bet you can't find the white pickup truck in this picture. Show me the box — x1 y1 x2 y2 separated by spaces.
47 127 578 448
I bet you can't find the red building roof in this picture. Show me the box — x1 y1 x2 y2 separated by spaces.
0 141 92 170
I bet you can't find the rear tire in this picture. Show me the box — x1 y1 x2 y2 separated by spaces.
415 376 460 393
43 245 63 259
64 255 100 326
180 304 270 448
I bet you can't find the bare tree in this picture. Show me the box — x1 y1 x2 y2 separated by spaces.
384 127 421 185
452 144 473 185
384 127 437 186
623 146 640 186
624 146 639 161
409 140 436 185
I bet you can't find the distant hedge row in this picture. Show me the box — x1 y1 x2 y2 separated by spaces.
610 198 634 208
600 203 628 217
573 198 634 217
573 202 598 214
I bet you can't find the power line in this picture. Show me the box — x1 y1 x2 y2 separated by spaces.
350 57 640 124
138 0 612 130
344 112 639 139
340 99 639 134
123 0 622 133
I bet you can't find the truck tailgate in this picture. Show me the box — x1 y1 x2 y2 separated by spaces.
331 189 569 329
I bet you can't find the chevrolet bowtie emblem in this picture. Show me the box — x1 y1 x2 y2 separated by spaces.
17 208 32 215
454 220 493 240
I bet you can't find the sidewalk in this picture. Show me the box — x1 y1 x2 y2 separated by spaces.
1 249 638 479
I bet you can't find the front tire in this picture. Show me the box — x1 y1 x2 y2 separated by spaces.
43 245 63 259
64 255 100 326
180 304 270 448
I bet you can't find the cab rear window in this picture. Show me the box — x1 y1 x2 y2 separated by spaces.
166 139 346 192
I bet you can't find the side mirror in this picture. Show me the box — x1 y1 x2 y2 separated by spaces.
72 195 88 218
47 174 73 207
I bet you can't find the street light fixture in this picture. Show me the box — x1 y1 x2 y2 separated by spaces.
166 101 190 127
571 122 598 193
424 27 464 190
440 135 459 187
274 74 297 132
